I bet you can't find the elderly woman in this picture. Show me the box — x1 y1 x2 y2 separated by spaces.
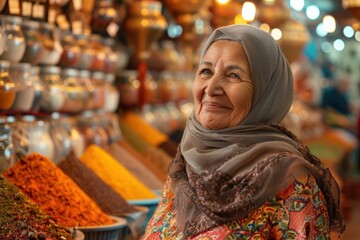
142 24 345 239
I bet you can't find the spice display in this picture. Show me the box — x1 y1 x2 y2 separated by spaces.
38 23 63 66
0 123 14 173
29 66 45 112
0 16 26 62
58 153 137 217
60 68 86 113
4 153 114 228
21 20 44 64
0 91 15 111
0 176 73 239
10 63 35 112
39 66 66 112
91 71 106 109
121 112 178 157
121 112 168 146
77 115 109 148
80 144 157 200
16 117 55 162
0 60 16 111
118 119 172 182
103 73 120 112
106 143 164 189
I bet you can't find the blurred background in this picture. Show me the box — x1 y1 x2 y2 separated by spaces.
1 0 360 239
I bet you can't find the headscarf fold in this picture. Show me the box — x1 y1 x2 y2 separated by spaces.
169 24 345 238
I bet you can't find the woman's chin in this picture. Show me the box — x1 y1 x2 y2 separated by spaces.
199 118 228 130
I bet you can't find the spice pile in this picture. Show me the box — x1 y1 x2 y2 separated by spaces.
118 134 171 182
106 143 164 189
0 175 72 239
58 153 137 217
4 153 114 227
81 144 157 200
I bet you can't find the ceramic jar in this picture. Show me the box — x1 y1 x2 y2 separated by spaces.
103 38 118 73
21 20 44 64
29 66 45 112
91 0 118 35
58 32 81 68
59 116 85 158
0 15 26 62
89 34 105 71
158 71 179 103
74 34 95 70
79 70 96 111
17 116 55 161
61 68 86 113
118 70 139 108
124 1 167 60
103 113 122 144
103 73 120 112
0 18 5 56
40 66 66 112
77 114 109 148
0 0 6 13
144 73 158 104
91 71 106 109
49 113 72 164
0 120 15 173
9 62 35 112
0 60 16 111
38 23 63 65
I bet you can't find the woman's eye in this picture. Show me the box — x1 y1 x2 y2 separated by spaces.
199 68 212 76
228 72 241 79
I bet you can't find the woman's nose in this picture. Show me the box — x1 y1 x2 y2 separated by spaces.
204 76 224 96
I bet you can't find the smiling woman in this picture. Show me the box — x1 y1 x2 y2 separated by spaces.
141 24 345 240
193 40 253 130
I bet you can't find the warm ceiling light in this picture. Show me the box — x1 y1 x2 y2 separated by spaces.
271 28 282 40
355 31 360 41
259 23 270 32
290 0 304 11
323 15 336 33
215 0 231 4
263 0 275 5
235 14 247 24
242 1 256 22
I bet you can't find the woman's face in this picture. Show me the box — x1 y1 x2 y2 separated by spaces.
193 40 253 130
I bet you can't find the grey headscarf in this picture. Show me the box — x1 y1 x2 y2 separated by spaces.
200 24 293 125
169 24 344 238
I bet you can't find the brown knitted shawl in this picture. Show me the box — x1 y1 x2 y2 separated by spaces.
169 124 345 238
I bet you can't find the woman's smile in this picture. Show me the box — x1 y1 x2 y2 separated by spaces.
201 100 230 111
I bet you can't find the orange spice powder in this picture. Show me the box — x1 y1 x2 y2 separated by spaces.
4 153 114 228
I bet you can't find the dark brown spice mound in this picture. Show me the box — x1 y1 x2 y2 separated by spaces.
0 175 72 239
58 153 136 216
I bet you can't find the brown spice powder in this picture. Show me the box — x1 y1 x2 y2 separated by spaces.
58 153 137 217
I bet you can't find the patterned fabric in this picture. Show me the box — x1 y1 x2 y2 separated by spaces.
142 174 330 240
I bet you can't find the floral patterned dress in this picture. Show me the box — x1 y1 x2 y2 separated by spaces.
142 174 330 240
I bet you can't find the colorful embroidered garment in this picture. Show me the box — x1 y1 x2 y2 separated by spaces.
142 174 330 240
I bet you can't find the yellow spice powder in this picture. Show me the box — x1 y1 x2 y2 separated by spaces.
122 112 168 146
80 144 157 200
